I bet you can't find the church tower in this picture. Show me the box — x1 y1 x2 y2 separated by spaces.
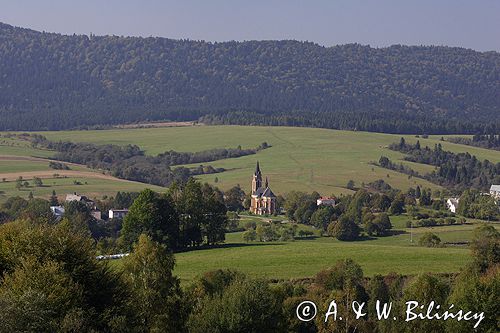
251 161 262 193
250 161 277 215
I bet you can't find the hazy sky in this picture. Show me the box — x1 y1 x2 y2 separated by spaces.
1 0 499 51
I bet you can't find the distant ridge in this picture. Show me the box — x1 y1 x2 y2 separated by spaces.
0 22 499 133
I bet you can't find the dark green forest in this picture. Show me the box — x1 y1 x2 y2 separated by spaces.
0 22 499 133
447 134 500 151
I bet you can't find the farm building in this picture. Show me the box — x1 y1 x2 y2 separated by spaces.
490 185 500 199
317 196 336 206
446 198 460 213
109 209 129 219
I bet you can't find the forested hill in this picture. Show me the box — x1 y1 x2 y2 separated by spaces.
1 22 499 133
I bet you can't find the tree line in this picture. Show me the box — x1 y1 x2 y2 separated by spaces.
447 134 500 151
281 182 403 241
21 133 269 187
378 138 500 191
1 22 500 134
0 179 230 254
281 179 499 241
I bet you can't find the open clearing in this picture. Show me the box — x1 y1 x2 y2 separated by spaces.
170 215 499 282
31 126 500 195
0 155 165 202
173 235 471 282
0 175 165 202
106 215 498 283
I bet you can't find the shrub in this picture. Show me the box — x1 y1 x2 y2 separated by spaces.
242 230 257 242
327 216 360 241
418 232 442 247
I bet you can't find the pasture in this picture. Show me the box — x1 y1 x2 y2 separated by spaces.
0 137 164 202
32 126 500 195
173 235 470 282
0 175 165 202
0 156 164 203
171 215 498 282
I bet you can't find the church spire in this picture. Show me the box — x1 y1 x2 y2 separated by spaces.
265 176 269 188
255 161 261 175
251 161 262 193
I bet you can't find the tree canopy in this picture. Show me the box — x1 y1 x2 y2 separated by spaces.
1 22 499 134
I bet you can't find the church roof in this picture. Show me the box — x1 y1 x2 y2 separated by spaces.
262 187 276 198
253 187 265 196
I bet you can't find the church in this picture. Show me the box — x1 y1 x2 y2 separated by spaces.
250 162 277 215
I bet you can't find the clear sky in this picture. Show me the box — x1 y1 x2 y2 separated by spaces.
1 0 499 51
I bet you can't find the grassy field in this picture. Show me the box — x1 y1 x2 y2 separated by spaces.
0 156 164 203
105 214 498 283
173 236 470 282
0 136 54 158
170 215 499 282
0 159 52 173
0 176 165 202
28 125 500 195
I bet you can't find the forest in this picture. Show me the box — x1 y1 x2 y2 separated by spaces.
1 22 499 133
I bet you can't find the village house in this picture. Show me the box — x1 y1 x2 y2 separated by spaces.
65 192 101 220
91 210 102 220
446 198 460 213
490 185 500 200
109 209 129 220
317 196 336 206
65 193 97 209
250 162 277 215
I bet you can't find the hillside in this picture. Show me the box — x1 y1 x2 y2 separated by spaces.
0 136 165 202
1 22 499 133
36 125 500 195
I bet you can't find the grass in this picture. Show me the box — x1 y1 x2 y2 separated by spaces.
0 137 54 158
27 125 500 196
107 217 498 283
0 176 164 202
0 160 52 173
109 227 474 284
0 137 164 202
170 216 500 283
173 233 470 283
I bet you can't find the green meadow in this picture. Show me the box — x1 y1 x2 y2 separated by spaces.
33 125 500 195
0 135 164 202
0 176 165 202
0 136 54 158
173 236 470 282
171 215 500 282
103 213 499 283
